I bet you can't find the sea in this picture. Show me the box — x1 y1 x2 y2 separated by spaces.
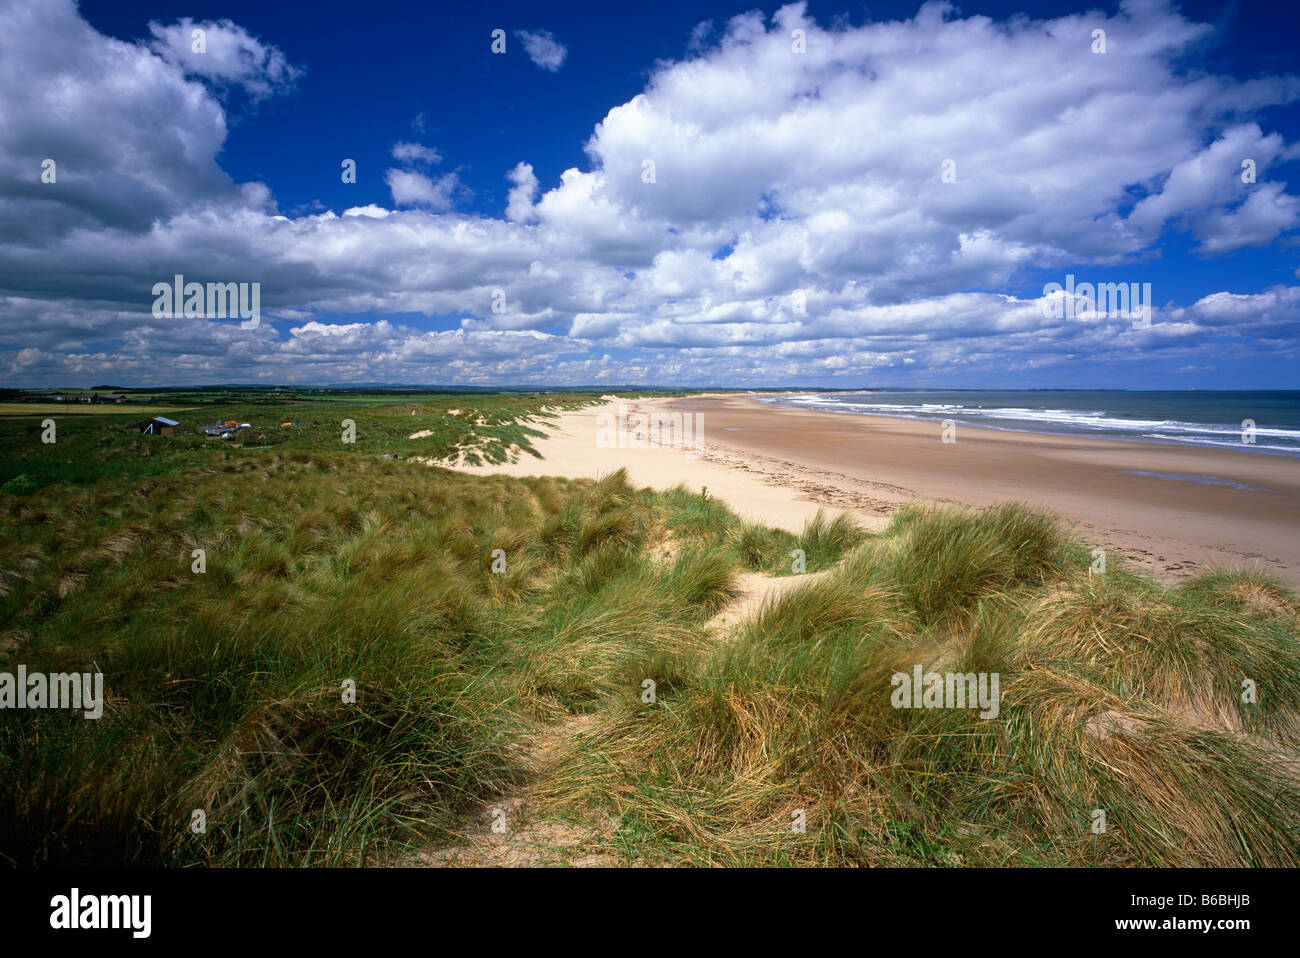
758 390 1300 457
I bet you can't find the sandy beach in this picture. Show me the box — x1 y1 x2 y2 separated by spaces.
450 392 1300 587
448 394 881 534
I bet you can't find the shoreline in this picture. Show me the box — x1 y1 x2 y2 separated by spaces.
448 392 1300 587
751 395 1300 460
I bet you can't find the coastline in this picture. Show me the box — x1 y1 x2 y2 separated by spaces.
448 392 1300 587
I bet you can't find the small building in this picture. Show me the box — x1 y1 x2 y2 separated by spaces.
126 417 180 436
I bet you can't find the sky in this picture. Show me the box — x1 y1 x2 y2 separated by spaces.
2 0 1299 389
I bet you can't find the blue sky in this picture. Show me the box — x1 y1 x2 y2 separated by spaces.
3 0 1300 388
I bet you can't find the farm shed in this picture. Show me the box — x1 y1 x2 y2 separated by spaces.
126 416 180 435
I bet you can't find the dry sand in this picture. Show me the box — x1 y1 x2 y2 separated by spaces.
449 395 875 534
447 393 1300 587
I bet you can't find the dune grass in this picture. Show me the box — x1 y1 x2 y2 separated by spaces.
1 394 1297 867
536 504 1300 867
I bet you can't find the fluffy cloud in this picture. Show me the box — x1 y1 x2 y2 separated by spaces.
516 29 568 72
0 0 242 249
1 0 1298 387
384 170 462 211
505 162 540 223
386 141 459 211
391 142 443 166
146 17 301 100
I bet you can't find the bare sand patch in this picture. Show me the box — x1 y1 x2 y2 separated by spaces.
708 570 833 633
443 397 878 535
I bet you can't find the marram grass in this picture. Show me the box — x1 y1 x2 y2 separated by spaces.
0 394 1297 866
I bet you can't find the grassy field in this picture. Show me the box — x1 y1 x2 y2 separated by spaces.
0 404 199 417
0 392 586 495
1 390 1297 867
